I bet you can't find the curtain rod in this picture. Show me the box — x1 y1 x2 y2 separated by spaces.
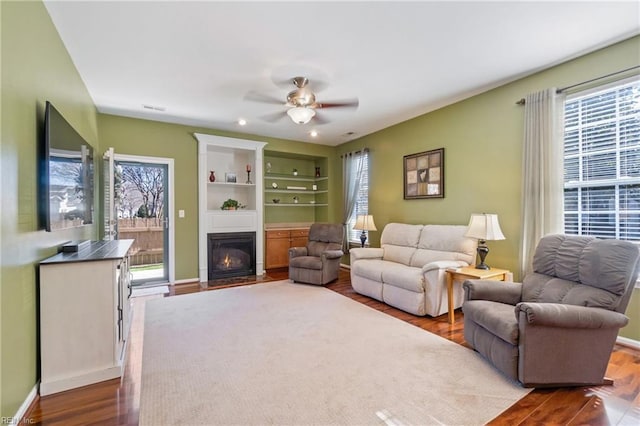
340 147 369 158
515 65 640 105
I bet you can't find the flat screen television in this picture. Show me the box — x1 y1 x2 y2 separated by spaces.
39 101 94 232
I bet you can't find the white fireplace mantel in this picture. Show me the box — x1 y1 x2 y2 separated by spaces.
195 133 267 282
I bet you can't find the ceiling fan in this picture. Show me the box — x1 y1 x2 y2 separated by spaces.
245 76 359 125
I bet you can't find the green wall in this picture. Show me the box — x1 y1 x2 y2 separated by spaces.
335 35 640 340
97 114 337 280
0 1 99 417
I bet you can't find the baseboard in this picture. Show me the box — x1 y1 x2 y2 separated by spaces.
172 277 199 285
617 335 640 350
340 263 351 270
13 382 38 425
40 366 121 396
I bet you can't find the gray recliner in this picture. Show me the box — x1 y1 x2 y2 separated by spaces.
289 223 344 285
462 234 640 388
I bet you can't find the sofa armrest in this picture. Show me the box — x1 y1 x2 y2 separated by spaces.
463 279 523 304
421 260 468 273
322 250 344 260
515 302 629 329
289 247 308 259
349 247 384 262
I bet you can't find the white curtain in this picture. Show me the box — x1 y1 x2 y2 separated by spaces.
520 88 566 277
342 150 366 252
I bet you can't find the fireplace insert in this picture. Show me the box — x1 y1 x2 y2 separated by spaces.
207 232 256 280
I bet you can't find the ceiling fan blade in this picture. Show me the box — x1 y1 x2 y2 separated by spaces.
312 111 330 125
308 79 329 93
260 110 288 123
244 91 284 105
316 98 359 109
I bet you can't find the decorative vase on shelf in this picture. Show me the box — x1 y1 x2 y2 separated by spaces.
315 167 321 177
246 164 252 184
293 168 298 176
209 171 216 183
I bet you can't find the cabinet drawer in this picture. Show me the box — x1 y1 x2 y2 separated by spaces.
266 230 289 239
290 229 309 238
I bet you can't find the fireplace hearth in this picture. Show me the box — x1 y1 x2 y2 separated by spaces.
207 232 256 280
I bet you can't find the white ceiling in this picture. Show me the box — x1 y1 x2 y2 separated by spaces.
44 1 640 146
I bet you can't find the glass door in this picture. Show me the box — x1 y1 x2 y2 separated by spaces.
115 160 169 286
103 148 170 286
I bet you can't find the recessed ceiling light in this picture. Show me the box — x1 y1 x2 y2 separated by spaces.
238 119 247 126
310 130 318 137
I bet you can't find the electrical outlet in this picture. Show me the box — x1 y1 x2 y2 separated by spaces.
178 209 185 218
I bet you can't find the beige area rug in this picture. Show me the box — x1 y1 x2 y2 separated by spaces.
139 281 530 425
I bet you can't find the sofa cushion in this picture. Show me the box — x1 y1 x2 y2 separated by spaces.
308 223 344 244
352 259 386 282
380 223 423 247
381 265 424 293
289 256 323 270
533 234 640 296
463 300 519 345
307 241 341 257
382 245 417 265
522 273 620 310
410 225 475 267
380 223 422 265
410 249 472 268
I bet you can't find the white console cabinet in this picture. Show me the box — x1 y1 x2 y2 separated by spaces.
39 240 133 396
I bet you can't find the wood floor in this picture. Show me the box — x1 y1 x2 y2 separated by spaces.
26 268 640 425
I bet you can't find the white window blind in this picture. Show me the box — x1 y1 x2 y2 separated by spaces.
563 77 640 244
348 150 370 243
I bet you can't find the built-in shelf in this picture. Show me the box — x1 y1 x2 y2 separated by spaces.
208 182 256 187
207 209 257 213
264 174 328 182
196 133 267 282
265 203 328 207
264 152 330 225
265 189 328 194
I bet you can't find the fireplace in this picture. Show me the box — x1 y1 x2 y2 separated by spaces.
207 232 256 280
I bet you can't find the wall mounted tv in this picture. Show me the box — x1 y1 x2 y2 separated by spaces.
39 101 94 232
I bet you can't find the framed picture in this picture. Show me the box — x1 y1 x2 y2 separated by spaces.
403 148 444 199
225 173 237 183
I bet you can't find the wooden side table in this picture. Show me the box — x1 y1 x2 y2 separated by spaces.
445 266 511 324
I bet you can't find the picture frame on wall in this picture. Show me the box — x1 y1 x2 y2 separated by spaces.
225 173 237 183
403 148 444 199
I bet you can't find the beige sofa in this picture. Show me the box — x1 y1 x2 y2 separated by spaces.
350 223 476 316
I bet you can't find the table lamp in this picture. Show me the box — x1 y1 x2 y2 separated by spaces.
464 213 505 270
354 215 377 247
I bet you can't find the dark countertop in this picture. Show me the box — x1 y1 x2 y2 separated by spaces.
40 239 134 265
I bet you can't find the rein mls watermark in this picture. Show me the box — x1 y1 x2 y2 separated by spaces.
1 418 35 425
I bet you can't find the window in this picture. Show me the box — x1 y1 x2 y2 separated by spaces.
563 77 640 244
348 150 370 243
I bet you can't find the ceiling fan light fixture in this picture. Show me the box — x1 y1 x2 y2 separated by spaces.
287 107 315 124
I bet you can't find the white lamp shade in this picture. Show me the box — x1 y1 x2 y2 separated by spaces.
353 215 377 231
465 213 505 241
287 107 316 124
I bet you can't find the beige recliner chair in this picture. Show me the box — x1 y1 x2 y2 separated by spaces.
289 223 344 285
462 234 640 388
